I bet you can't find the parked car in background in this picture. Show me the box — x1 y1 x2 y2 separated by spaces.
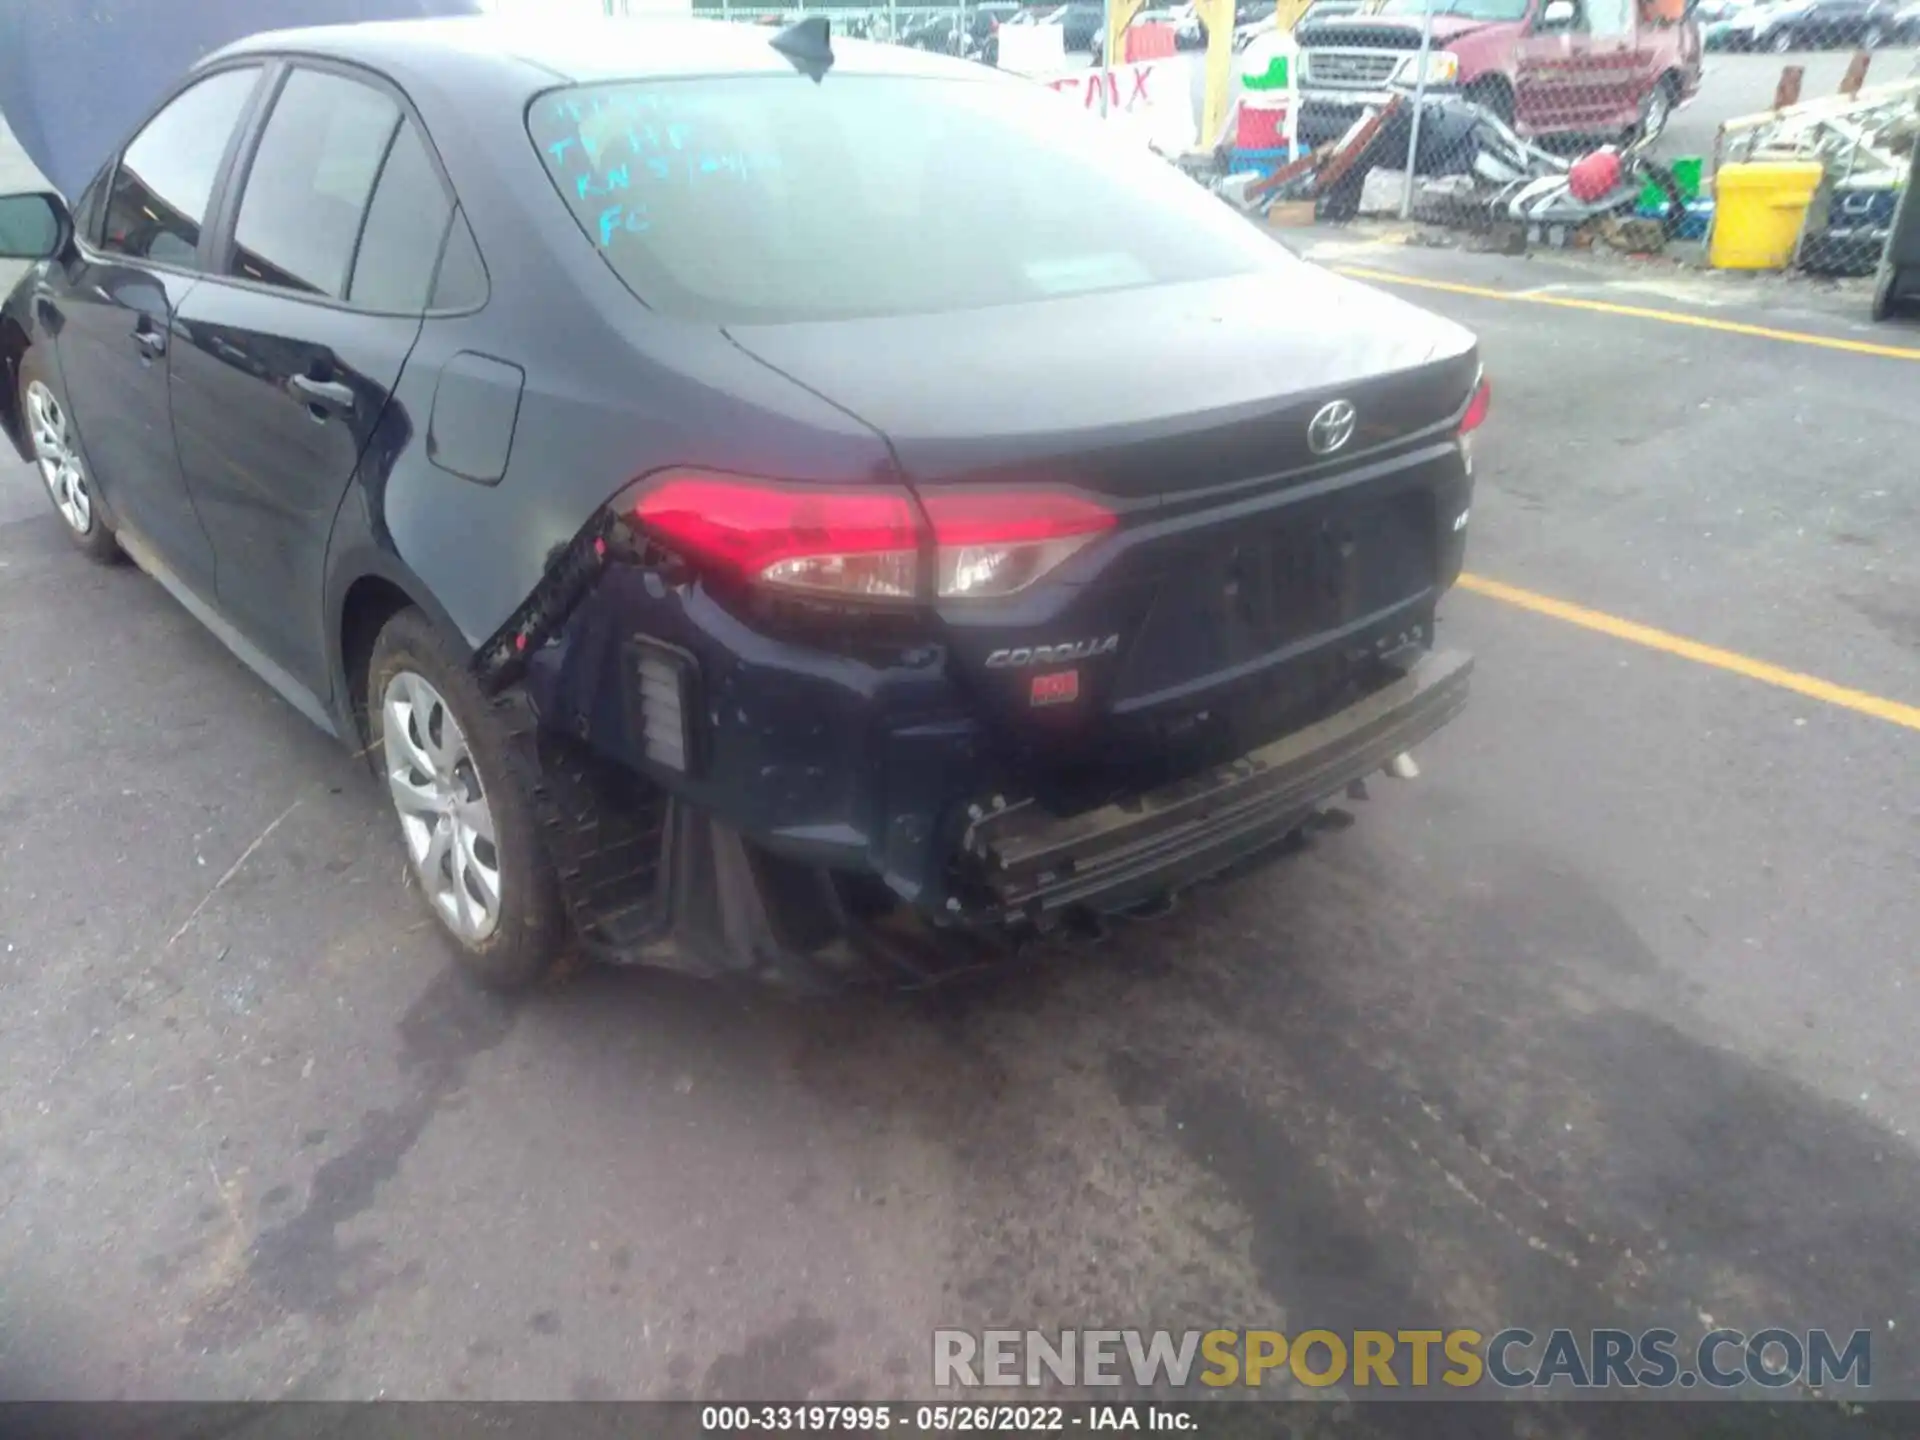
900 11 964 51
1178 0 1278 49
1893 0 1920 38
1698 0 1762 47
977 3 1055 63
1043 1 1108 49
1295 0 1703 147
968 1 1025 44
1723 0 1902 48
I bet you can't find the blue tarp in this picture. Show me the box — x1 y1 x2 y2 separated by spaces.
0 0 483 198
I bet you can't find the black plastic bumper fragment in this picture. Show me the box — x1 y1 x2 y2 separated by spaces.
966 648 1473 919
473 519 616 695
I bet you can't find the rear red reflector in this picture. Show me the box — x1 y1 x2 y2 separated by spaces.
1030 670 1080 706
1459 377 1491 435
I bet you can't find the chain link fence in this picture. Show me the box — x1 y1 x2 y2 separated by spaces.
678 0 1112 64
1241 0 1919 276
618 0 1917 280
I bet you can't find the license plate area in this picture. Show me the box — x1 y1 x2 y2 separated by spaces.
1230 491 1434 652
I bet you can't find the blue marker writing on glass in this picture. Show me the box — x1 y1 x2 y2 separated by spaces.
597 204 651 245
577 164 632 200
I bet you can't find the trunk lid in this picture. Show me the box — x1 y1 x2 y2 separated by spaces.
726 270 1474 499
726 268 1479 803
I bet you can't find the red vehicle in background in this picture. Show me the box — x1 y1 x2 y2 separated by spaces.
1295 0 1703 149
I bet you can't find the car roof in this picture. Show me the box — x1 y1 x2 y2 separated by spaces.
207 14 979 87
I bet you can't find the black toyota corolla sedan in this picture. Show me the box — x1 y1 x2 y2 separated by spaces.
0 16 1483 992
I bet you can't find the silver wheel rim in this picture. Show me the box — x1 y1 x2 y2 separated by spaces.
381 670 502 944
24 380 92 535
1771 29 1792 49
1643 87 1670 141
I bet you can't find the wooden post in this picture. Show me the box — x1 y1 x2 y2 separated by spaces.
1839 50 1870 98
1772 64 1803 111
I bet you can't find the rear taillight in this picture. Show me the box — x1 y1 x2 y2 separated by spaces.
1459 376 1491 435
624 472 1115 602
923 488 1114 599
631 474 921 599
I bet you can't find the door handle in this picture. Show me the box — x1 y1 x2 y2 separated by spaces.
289 374 355 418
134 325 166 359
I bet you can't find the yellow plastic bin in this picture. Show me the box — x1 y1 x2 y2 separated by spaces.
1708 162 1824 270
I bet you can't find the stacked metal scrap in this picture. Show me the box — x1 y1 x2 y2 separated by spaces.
1717 77 1920 275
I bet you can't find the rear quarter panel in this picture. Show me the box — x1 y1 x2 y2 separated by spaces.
342 57 899 655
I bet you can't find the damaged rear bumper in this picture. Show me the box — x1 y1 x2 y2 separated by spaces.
958 648 1472 920
482 512 1471 986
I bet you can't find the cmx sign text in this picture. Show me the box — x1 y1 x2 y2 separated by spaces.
1487 1327 1871 1390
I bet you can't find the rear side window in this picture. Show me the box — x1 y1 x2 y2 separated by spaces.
348 121 454 312
525 75 1270 324
430 211 488 311
102 67 261 267
230 68 401 299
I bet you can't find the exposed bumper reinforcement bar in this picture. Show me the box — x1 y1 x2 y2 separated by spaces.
972 649 1473 918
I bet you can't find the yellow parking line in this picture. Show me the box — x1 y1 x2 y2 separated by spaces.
1458 573 1920 734
1334 265 1920 362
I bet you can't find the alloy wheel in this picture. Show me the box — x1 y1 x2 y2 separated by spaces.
382 669 503 944
1641 85 1672 144
24 380 93 535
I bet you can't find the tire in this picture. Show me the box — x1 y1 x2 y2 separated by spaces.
1635 74 1678 146
1769 26 1795 51
1861 22 1885 46
366 607 570 991
17 350 120 563
1463 76 1515 126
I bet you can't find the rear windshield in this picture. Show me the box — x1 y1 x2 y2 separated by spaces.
525 73 1274 324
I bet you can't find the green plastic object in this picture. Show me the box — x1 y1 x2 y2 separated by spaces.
1243 54 1289 91
1641 156 1704 209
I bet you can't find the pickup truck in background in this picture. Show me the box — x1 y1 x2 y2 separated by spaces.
1294 0 1703 148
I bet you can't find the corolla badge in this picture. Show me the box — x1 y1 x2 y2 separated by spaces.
986 636 1119 668
1307 399 1357 456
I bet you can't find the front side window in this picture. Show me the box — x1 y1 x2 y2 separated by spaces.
525 74 1277 324
230 68 402 299
1588 0 1635 35
102 67 261 267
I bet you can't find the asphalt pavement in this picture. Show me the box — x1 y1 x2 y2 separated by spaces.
3 216 1919 1408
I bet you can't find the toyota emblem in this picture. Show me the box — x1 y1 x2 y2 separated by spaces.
1307 400 1357 456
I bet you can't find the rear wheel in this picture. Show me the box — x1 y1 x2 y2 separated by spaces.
1769 26 1796 51
1463 76 1515 127
19 352 119 563
1861 21 1886 46
1634 75 1678 146
366 607 570 991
